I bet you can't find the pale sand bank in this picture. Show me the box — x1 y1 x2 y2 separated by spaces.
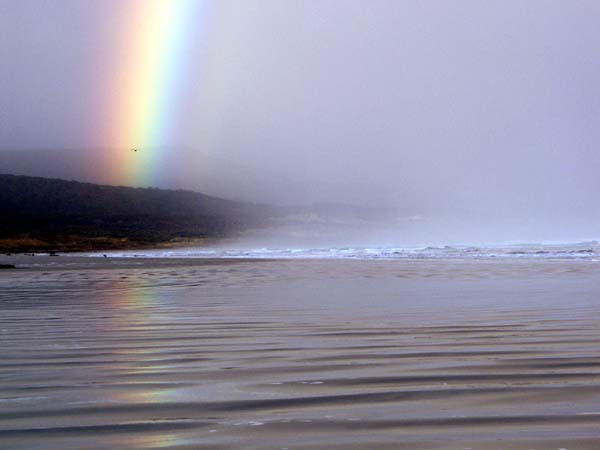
1 256 600 449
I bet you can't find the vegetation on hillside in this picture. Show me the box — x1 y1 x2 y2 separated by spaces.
0 174 276 252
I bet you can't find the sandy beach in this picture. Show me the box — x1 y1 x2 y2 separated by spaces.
1 256 600 449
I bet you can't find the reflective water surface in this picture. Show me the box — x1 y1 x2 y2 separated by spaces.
1 257 600 449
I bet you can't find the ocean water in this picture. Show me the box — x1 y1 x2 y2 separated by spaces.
85 240 600 260
2 257 600 449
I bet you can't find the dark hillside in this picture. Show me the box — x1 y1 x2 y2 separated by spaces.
0 174 277 252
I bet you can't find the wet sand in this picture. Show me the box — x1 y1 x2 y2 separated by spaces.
1 256 600 449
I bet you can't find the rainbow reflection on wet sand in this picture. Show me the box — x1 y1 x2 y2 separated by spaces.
1 256 600 449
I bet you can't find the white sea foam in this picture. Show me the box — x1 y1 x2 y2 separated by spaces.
84 240 600 260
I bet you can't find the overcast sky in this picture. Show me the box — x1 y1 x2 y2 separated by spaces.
2 0 600 238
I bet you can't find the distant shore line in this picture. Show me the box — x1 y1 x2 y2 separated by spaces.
0 236 220 254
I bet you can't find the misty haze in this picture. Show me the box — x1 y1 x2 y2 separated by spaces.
2 1 600 449
3 0 600 245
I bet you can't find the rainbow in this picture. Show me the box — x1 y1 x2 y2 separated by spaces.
106 0 201 186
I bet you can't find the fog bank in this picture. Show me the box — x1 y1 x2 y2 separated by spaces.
2 1 600 242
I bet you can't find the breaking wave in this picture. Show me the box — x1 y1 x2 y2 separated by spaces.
87 241 600 260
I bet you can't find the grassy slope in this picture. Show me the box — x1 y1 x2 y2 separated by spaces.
0 174 276 252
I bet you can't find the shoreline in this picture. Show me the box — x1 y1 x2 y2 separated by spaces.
1 253 597 276
0 236 226 254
